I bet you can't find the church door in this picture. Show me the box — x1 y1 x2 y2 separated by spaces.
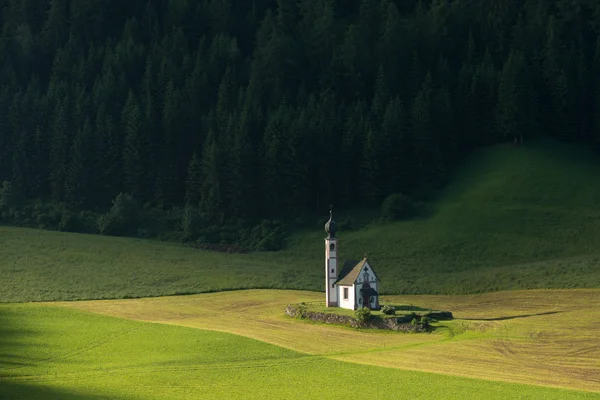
363 295 370 309
362 282 371 310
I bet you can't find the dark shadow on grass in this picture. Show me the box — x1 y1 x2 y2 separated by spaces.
460 311 561 321
0 307 138 400
0 381 139 400
0 308 41 373
392 305 431 312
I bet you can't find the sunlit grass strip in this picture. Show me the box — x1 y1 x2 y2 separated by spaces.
1 303 598 400
57 288 600 393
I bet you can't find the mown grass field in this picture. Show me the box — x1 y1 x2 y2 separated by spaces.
2 138 600 302
1 294 599 400
58 289 600 394
1 137 600 398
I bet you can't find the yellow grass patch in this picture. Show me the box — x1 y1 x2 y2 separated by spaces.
54 289 600 393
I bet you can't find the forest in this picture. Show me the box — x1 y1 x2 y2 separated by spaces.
1 0 600 248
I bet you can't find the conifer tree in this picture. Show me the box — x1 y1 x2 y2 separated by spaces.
65 119 92 208
185 150 203 207
224 106 255 218
412 73 444 189
49 98 70 201
340 100 366 202
121 91 149 201
40 0 69 54
470 50 497 145
496 50 534 144
199 129 224 222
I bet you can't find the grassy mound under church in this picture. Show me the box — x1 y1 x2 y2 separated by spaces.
3 137 600 303
285 301 452 332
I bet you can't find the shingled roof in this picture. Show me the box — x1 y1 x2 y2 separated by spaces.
335 257 378 286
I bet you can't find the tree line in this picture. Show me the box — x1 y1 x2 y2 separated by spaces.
1 0 600 244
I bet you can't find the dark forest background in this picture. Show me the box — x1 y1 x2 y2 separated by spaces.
2 0 600 249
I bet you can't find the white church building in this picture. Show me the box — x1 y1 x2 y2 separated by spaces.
324 208 380 310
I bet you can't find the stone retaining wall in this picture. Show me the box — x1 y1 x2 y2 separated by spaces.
285 304 427 332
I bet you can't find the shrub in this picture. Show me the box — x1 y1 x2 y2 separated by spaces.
96 193 140 236
181 206 201 241
295 304 308 319
420 316 431 326
58 211 79 232
245 220 288 251
0 181 19 211
31 202 62 230
381 193 414 221
381 304 396 315
354 307 371 324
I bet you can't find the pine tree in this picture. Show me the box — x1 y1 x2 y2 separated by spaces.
49 98 70 201
593 38 600 153
0 87 13 184
199 129 224 222
65 119 92 208
360 124 382 203
262 105 288 214
40 0 69 54
470 50 497 145
11 127 34 196
382 96 408 194
371 65 390 123
412 73 444 189
121 91 149 201
185 150 203 207
338 24 363 98
340 100 366 202
496 50 534 144
155 80 182 208
224 106 256 218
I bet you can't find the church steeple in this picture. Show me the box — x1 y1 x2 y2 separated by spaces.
325 205 339 307
324 205 337 239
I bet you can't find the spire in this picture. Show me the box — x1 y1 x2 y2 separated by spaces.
324 205 337 238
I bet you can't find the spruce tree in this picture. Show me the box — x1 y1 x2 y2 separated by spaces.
49 98 70 202
121 91 149 201
199 129 224 222
65 119 92 208
412 73 444 189
185 150 203 207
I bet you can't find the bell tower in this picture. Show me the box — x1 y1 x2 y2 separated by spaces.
324 206 338 307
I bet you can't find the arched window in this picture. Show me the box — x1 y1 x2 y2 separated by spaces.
330 243 335 251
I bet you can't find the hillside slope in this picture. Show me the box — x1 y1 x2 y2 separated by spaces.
285 137 600 292
2 138 600 302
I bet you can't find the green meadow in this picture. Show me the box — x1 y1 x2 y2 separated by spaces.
1 138 600 399
2 138 600 303
1 304 598 400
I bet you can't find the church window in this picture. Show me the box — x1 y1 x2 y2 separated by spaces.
330 243 335 251
331 269 334 273
343 288 348 300
332 283 335 288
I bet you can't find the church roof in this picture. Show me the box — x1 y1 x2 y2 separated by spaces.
335 257 379 286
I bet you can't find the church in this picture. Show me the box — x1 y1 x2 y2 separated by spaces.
324 208 380 311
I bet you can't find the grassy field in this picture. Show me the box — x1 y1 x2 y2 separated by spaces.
57 288 600 394
1 297 599 400
2 137 600 302
2 138 600 399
